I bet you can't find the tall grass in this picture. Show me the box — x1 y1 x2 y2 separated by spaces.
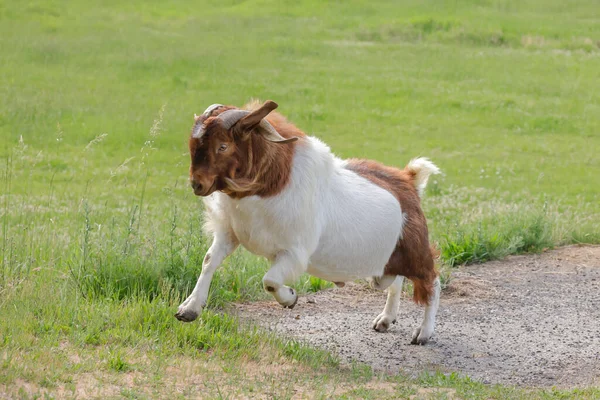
1 155 11 292
0 108 598 311
440 203 554 267
0 112 341 390
424 184 600 268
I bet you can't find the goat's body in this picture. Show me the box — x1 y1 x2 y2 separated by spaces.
178 100 441 344
204 136 403 282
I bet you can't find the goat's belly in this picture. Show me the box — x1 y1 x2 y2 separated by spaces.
233 227 282 260
307 222 401 282
307 246 394 282
306 170 403 282
306 263 382 282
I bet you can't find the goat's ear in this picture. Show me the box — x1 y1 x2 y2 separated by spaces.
239 100 278 129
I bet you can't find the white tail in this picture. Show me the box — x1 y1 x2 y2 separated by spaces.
406 157 441 197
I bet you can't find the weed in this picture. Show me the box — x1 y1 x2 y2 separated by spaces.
440 202 556 267
107 351 130 372
304 276 334 293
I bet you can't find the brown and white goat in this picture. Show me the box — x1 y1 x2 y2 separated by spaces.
176 100 441 344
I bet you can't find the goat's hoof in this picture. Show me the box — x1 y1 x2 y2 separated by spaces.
175 307 199 322
283 288 298 309
372 313 394 332
410 326 433 345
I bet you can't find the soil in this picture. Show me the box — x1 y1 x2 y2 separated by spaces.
235 245 600 388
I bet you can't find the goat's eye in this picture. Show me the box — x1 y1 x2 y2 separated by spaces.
218 144 228 153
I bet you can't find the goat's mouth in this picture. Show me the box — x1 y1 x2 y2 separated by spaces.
194 181 217 197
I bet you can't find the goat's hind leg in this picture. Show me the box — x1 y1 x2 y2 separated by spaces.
411 276 441 345
369 274 397 291
372 275 404 332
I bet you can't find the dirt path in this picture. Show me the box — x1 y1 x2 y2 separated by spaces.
236 245 600 388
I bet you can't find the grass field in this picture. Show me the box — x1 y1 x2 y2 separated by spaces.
1 0 600 398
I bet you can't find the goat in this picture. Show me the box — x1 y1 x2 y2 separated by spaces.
175 100 441 344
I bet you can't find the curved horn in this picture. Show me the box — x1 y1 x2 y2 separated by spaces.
259 120 298 144
192 104 225 138
192 121 205 138
218 109 251 129
203 103 223 116
217 108 298 144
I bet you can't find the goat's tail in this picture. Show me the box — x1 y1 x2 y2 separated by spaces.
405 157 440 197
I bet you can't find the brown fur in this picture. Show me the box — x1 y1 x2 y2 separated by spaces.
345 159 438 305
189 102 305 199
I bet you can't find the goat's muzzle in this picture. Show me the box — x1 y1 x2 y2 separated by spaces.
191 180 217 197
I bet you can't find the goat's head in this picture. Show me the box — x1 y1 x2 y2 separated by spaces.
188 100 298 197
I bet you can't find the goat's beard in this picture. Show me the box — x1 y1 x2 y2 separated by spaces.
222 177 260 195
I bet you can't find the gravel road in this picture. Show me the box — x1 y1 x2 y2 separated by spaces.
236 246 600 388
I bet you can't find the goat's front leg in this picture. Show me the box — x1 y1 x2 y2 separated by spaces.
373 275 404 332
175 232 238 322
262 251 307 309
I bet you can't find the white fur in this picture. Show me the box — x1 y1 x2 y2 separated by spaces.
177 135 439 342
411 277 441 344
204 137 403 282
373 276 404 332
176 231 238 319
406 157 440 197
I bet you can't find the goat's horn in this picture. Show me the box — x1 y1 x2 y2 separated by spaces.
218 109 298 144
192 104 225 139
218 109 251 129
203 104 224 116
259 120 298 144
192 122 204 138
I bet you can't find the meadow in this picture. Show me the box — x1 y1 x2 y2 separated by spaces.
1 0 599 398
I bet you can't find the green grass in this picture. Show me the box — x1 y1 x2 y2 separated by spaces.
1 0 600 397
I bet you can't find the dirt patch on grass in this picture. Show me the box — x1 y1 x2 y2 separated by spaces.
0 353 421 399
236 245 600 388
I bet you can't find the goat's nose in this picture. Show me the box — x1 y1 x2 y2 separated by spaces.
191 181 202 192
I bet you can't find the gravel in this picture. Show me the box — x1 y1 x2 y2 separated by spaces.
235 245 600 388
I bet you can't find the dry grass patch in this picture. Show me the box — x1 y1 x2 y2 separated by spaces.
1 347 438 399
